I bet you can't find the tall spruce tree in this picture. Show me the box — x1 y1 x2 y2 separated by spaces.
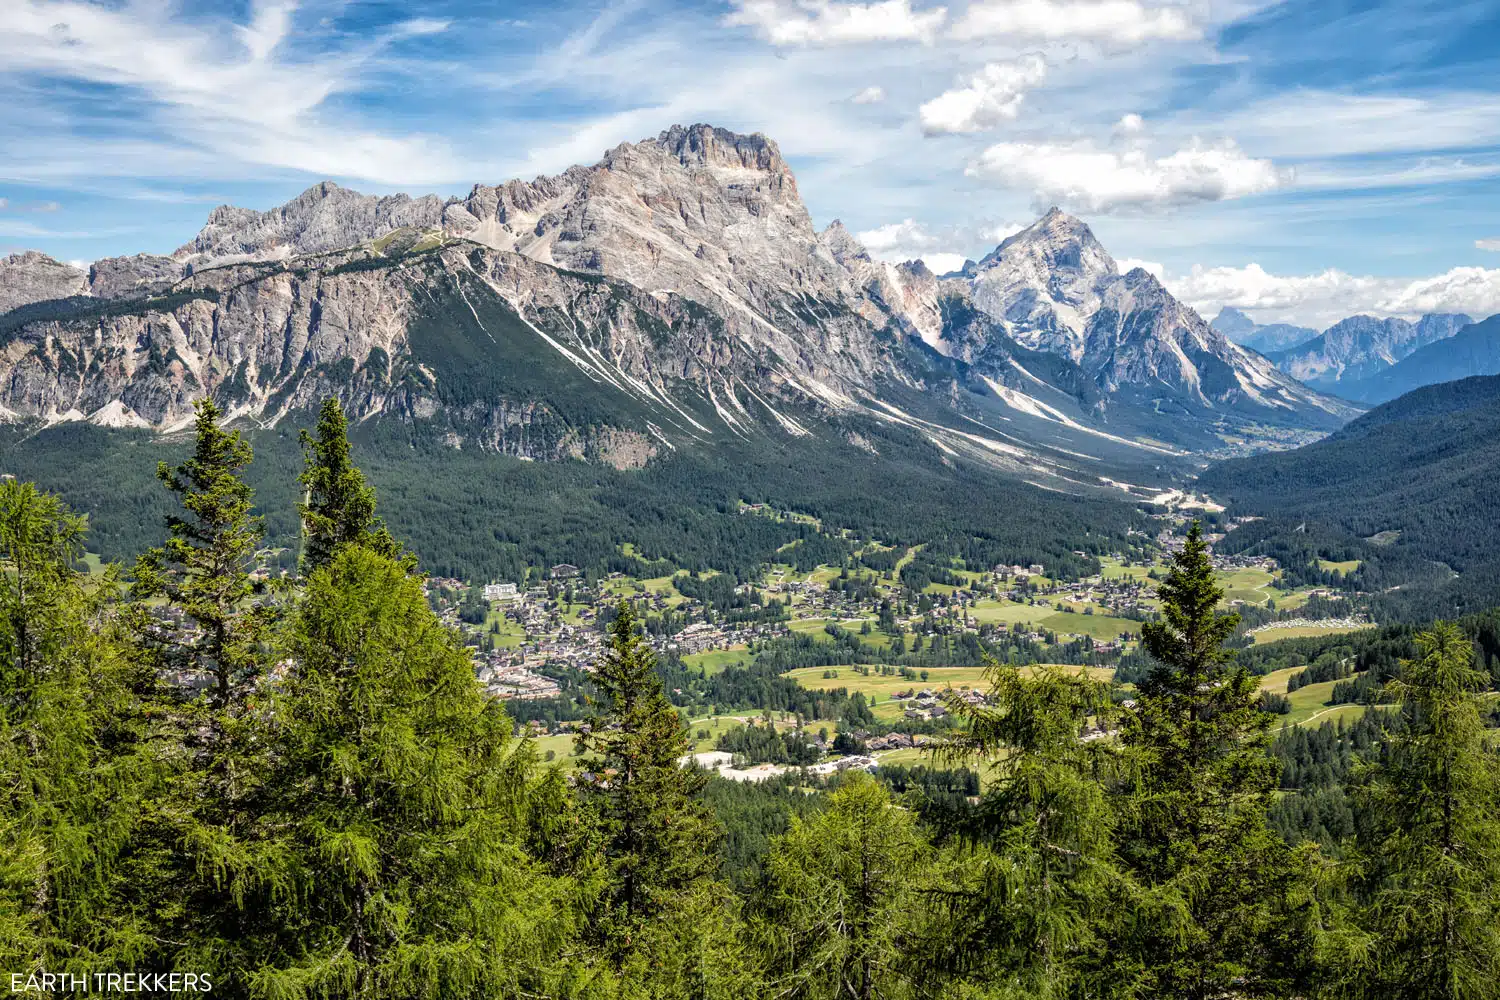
1353 622 1500 999
1117 521 1316 998
298 397 400 571
132 397 271 712
210 543 577 999
575 600 741 990
127 399 281 979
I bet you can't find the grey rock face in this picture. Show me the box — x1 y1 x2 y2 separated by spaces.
0 123 1357 460
1276 313 1473 387
88 254 183 299
176 181 448 265
0 251 87 313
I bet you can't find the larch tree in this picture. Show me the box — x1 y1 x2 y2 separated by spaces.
1117 521 1318 999
1353 621 1500 1000
225 543 576 1000
930 663 1139 1000
0 483 158 972
753 772 934 1000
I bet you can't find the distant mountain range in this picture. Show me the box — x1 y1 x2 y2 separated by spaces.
1211 305 1485 400
1210 307 1317 355
1339 314 1500 403
0 124 1355 506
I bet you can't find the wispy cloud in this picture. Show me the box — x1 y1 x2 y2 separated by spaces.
0 0 463 186
724 0 947 46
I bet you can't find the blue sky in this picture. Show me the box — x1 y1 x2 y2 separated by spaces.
2 0 1500 327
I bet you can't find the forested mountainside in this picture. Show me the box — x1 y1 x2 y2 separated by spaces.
1198 374 1500 618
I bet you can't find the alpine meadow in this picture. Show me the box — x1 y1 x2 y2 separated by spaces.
3 1 1500 998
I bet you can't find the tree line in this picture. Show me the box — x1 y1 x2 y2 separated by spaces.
2 402 1498 999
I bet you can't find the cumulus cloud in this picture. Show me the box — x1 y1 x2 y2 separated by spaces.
968 136 1288 213
725 0 947 46
855 218 970 272
1115 112 1144 134
951 0 1199 46
851 85 887 103
1162 262 1500 329
858 217 942 255
919 55 1046 135
1477 239 1500 252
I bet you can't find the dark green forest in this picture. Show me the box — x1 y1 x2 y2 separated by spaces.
3 400 1499 999
1199 374 1500 619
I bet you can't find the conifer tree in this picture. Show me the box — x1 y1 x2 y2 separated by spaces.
132 397 270 712
932 663 1137 998
211 544 575 999
754 772 934 1000
0 483 156 971
298 397 400 571
1117 521 1316 998
1353 622 1500 999
576 601 737 987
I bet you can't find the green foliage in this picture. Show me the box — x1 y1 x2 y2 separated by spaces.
297 397 401 571
1350 623 1500 999
130 398 272 711
223 544 577 999
575 601 737 988
1118 522 1318 998
752 773 936 1000
929 663 1137 998
0 484 159 971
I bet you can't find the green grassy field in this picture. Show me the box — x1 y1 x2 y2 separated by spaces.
1217 567 1278 606
969 601 1052 627
1039 611 1138 640
682 647 753 674
1317 559 1362 575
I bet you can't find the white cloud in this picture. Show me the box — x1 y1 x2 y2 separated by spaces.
724 0 947 46
1162 261 1500 329
858 217 941 255
983 221 1027 242
919 55 1046 135
851 85 887 103
1115 112 1144 134
968 136 1288 212
856 218 971 272
1476 239 1500 252
951 0 1200 46
920 252 969 274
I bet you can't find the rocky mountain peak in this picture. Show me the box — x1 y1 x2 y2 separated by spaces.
648 123 786 174
0 251 87 313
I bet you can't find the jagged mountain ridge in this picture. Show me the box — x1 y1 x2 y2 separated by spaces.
0 124 1355 490
1270 312 1473 389
1339 314 1500 403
